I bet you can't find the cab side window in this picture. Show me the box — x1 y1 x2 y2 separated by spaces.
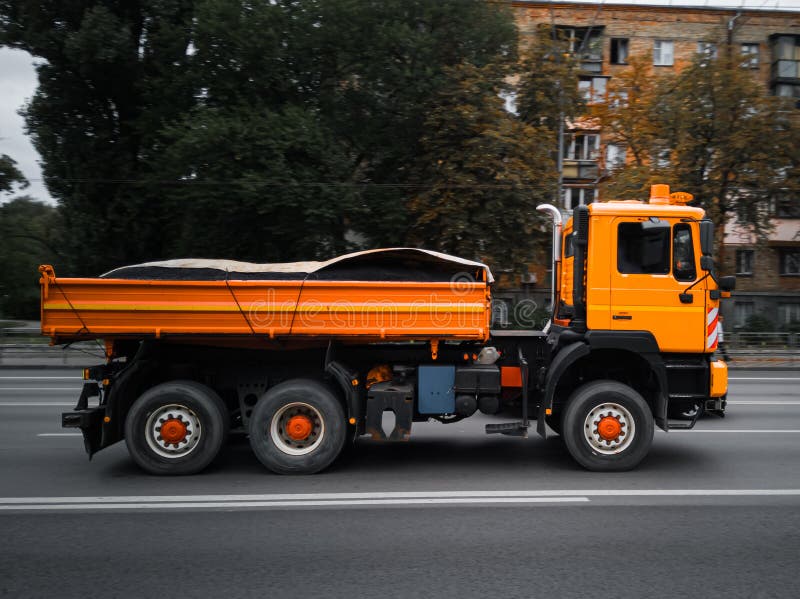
564 233 575 258
673 223 696 281
617 222 670 274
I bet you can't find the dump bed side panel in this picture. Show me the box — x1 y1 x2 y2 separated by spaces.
39 266 491 344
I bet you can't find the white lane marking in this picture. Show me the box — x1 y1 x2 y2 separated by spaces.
729 377 800 381
668 429 800 433
4 489 800 504
37 433 82 437
1 489 799 512
727 401 800 405
0 497 589 511
0 403 74 407
0 388 81 391
0 377 82 380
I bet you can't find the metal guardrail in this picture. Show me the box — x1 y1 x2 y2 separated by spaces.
728 332 800 348
0 327 105 365
1 326 798 365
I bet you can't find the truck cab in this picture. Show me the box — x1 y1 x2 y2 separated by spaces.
538 184 734 459
556 185 728 354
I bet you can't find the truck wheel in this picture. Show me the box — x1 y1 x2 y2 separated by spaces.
249 379 346 474
561 380 654 472
124 380 229 475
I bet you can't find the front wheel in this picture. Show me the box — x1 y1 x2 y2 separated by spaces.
561 380 654 472
249 379 346 474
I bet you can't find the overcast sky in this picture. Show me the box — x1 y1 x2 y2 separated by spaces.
1 0 799 206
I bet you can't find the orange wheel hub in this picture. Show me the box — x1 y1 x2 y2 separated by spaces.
286 415 313 441
160 418 188 444
597 416 622 441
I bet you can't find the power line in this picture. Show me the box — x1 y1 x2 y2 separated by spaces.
20 178 565 191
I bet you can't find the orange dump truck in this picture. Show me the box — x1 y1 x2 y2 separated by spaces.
42 185 734 474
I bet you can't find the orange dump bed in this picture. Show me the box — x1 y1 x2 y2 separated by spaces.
39 249 493 345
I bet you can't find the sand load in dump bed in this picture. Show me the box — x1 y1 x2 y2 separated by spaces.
39 248 494 345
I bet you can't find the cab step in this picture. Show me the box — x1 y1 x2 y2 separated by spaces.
486 422 529 437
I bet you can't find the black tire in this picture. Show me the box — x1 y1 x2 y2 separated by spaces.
248 379 346 475
561 380 654 472
124 380 229 475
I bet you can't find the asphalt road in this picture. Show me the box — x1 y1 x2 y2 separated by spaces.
1 368 799 598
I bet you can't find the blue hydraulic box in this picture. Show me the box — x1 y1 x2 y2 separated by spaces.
417 365 456 414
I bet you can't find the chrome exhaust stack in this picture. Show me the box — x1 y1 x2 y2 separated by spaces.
536 204 562 322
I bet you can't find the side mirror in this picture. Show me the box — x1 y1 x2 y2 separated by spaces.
700 256 714 271
718 275 736 292
699 220 714 256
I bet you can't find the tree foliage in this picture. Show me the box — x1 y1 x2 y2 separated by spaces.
0 0 196 274
517 25 585 134
408 61 554 270
593 49 800 247
1 0 522 274
0 197 61 319
590 53 664 198
0 151 27 196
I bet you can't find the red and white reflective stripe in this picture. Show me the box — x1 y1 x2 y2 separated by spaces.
707 306 719 349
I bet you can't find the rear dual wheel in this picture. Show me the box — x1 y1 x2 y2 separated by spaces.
248 379 346 474
561 380 654 472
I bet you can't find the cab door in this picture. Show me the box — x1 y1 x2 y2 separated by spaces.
609 217 706 352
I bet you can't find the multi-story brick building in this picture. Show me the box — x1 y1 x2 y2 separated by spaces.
507 1 800 330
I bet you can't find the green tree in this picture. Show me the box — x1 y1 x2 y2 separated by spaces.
407 62 554 270
517 25 585 135
593 49 800 256
1 0 196 275
0 151 27 196
658 51 799 245
157 0 520 258
2 0 520 270
590 53 666 200
0 196 61 319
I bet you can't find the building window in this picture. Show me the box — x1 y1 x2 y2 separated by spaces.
735 302 755 327
772 194 800 218
736 249 754 275
605 144 627 168
778 303 800 325
555 26 603 66
654 40 674 66
770 35 800 102
741 43 760 69
563 187 597 211
779 248 800 276
564 134 600 161
611 38 629 64
775 84 800 100
697 41 718 61
655 149 671 168
617 221 671 275
578 77 608 103
608 90 629 108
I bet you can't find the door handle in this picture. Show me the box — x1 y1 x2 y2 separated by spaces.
612 314 632 320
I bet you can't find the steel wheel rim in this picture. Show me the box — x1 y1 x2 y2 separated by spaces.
270 402 325 456
145 403 202 459
583 402 636 455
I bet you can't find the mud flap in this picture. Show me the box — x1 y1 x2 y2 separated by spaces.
61 382 103 458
